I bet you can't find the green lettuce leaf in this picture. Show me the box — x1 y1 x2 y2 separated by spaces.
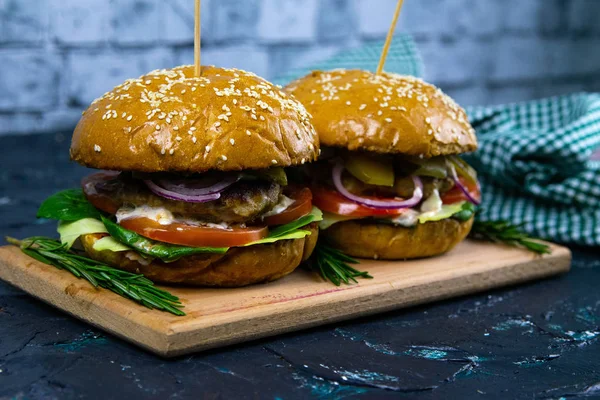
92 236 131 252
451 202 477 222
243 207 322 245
57 218 108 248
38 189 102 221
245 230 312 246
101 217 228 263
418 201 476 223
319 212 359 230
266 207 322 238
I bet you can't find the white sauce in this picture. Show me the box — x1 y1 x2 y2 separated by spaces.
388 189 442 227
418 189 443 221
116 205 232 230
389 209 420 227
261 195 295 218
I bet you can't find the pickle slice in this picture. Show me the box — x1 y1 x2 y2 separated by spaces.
448 155 477 184
406 156 448 179
345 153 394 187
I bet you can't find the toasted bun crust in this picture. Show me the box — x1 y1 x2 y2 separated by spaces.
71 65 319 172
285 69 476 157
323 217 473 260
80 223 318 287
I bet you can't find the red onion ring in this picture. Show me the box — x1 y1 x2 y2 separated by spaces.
144 180 221 203
332 161 424 209
449 164 481 206
157 174 239 196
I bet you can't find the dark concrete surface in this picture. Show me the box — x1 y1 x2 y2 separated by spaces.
0 133 599 400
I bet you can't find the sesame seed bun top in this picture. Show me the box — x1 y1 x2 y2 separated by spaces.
70 65 319 172
284 69 477 157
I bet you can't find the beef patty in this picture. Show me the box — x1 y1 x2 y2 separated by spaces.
83 173 282 224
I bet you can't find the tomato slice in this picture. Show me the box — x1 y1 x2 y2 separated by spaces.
82 172 122 214
441 177 481 204
119 217 268 248
263 187 313 226
311 186 409 217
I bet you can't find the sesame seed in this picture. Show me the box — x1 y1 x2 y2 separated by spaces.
215 122 221 127
205 145 211 153
127 115 133 121
359 104 367 111
230 138 235 145
233 99 238 105
425 117 431 124
377 110 383 116
259 115 265 121
190 127 196 131
221 155 228 161
121 112 126 118
166 118 171 123
169 149 174 155
145 80 152 84
94 144 101 152
301 158 306 164
176 136 182 141
346 101 351 106
251 114 257 120
155 125 161 130
246 130 252 136
192 136 197 143
385 118 392 123
271 159 278 165
161 149 166 155
173 126 179 131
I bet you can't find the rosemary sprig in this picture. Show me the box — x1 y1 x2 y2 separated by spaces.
469 220 551 255
308 243 373 286
6 236 186 316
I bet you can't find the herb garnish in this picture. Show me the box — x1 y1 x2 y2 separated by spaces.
307 243 373 286
469 220 551 255
5 236 186 316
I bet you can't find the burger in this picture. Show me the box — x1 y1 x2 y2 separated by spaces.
41 65 322 287
284 69 480 260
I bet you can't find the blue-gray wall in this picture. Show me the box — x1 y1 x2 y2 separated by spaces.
1 0 599 135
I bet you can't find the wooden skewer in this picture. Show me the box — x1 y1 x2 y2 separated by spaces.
376 0 405 75
194 0 202 77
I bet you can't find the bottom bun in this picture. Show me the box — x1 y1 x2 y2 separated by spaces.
323 218 473 260
81 223 318 287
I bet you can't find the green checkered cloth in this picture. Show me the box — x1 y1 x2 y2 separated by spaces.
464 95 600 247
276 36 600 247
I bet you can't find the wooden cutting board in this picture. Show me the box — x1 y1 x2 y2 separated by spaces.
0 240 570 357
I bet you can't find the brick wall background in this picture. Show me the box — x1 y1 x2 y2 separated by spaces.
0 0 599 135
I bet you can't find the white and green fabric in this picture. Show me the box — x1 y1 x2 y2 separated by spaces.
276 35 600 247
464 95 600 246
